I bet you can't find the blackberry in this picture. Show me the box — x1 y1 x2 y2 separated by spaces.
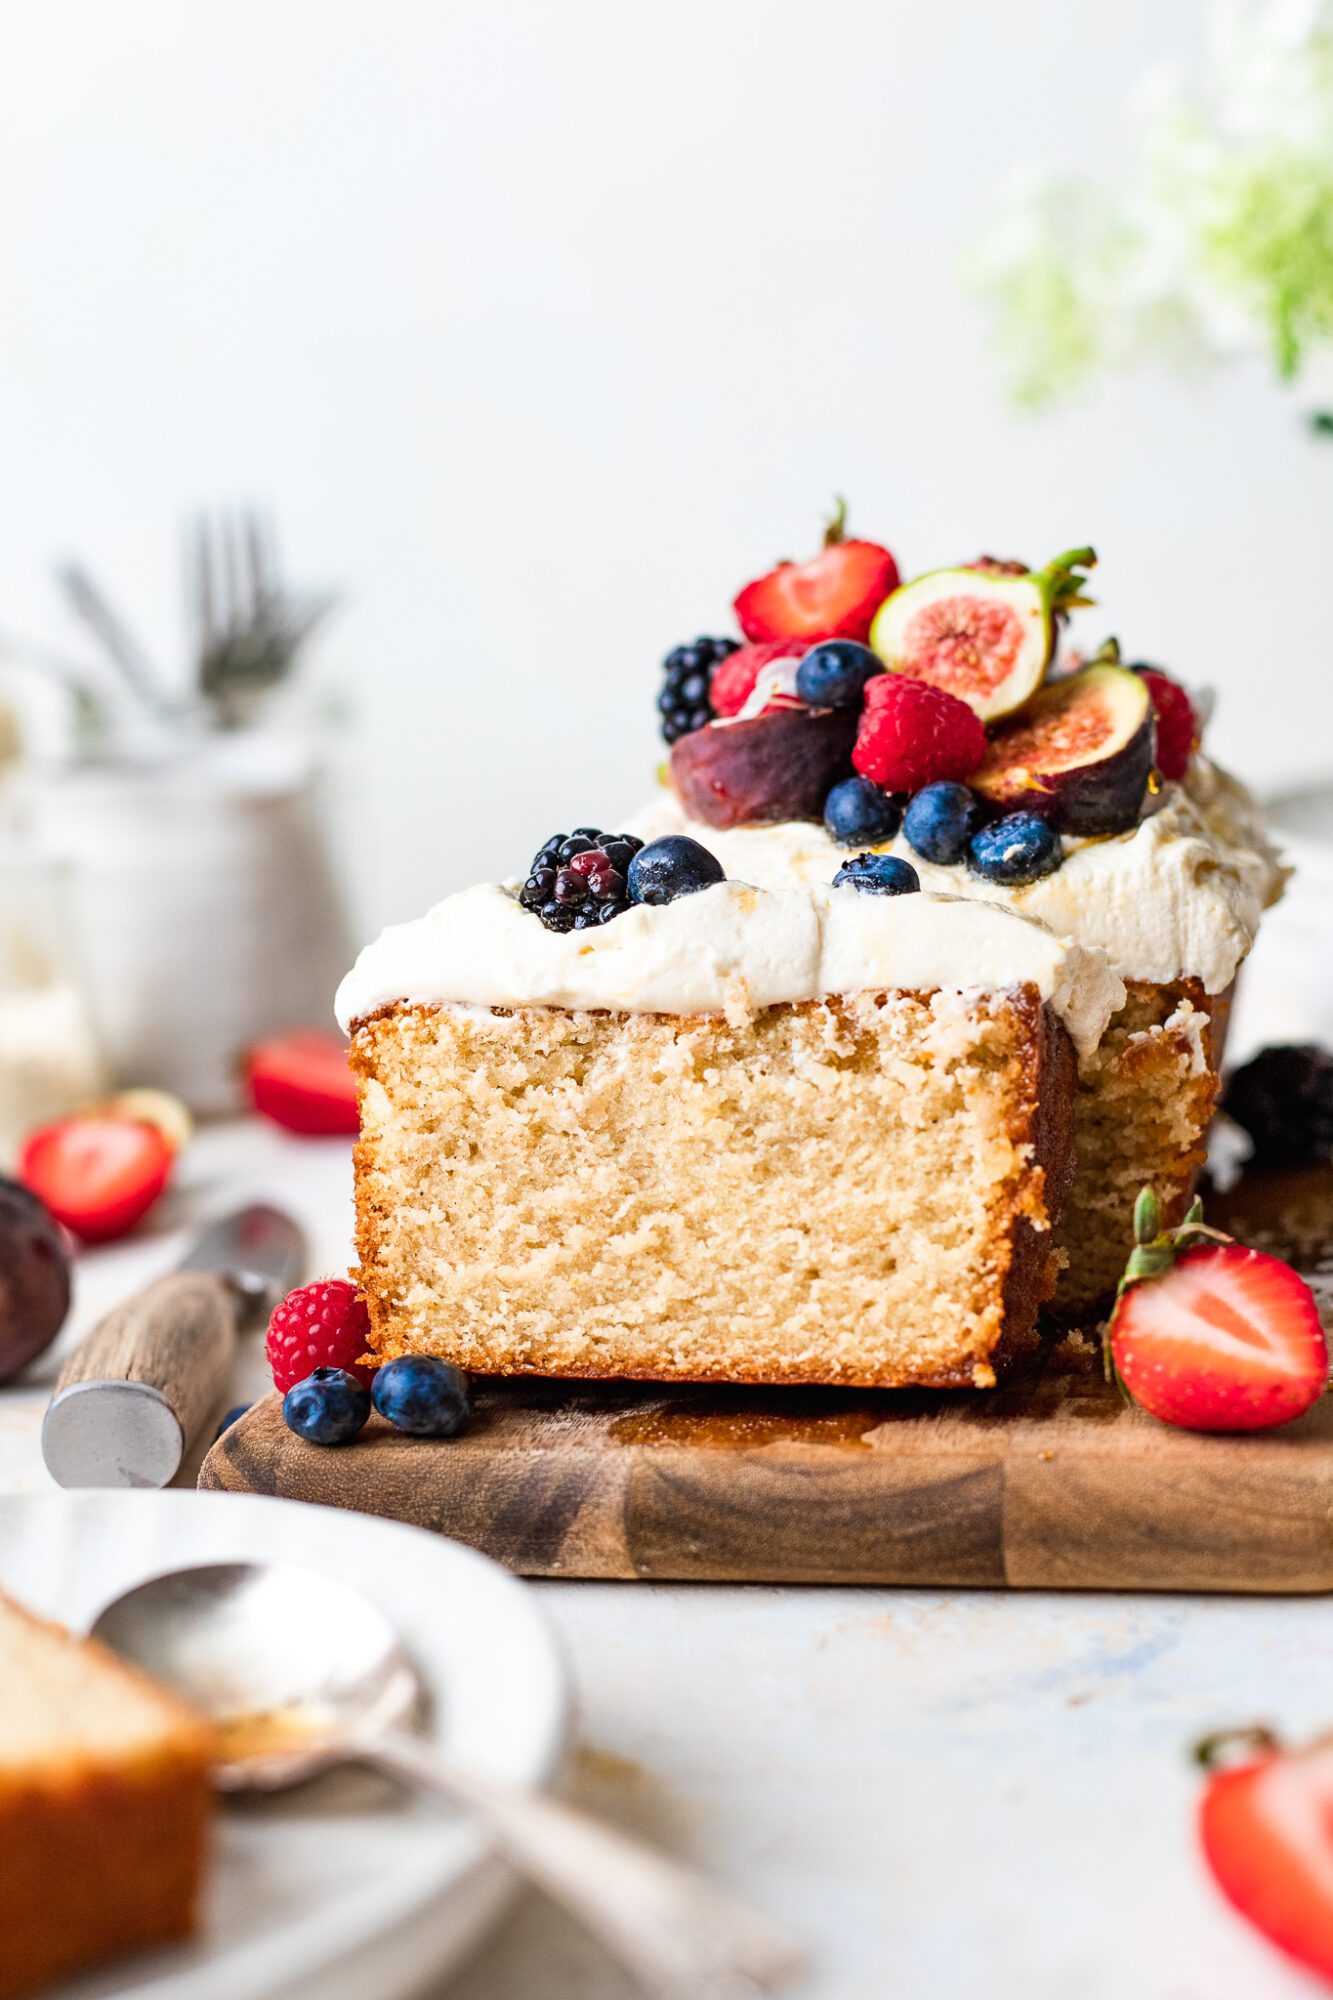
518 828 645 932
658 635 740 745
1223 1046 1333 1168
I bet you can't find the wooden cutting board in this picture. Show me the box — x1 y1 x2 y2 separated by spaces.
198 1166 1333 1592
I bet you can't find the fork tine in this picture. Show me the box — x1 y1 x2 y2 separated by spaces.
223 510 242 634
197 514 216 654
244 507 267 608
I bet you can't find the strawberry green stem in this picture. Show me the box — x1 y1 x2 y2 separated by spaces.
1102 1186 1234 1385
823 497 848 549
1194 1726 1281 1769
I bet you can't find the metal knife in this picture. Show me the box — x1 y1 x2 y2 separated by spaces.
42 1204 306 1491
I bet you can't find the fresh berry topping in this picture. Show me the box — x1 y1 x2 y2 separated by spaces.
670 707 859 830
966 812 1063 886
17 1115 173 1245
831 852 920 897
1107 1188 1328 1432
372 1354 473 1437
213 1403 251 1442
519 829 644 932
266 1278 376 1394
282 1367 372 1446
852 674 986 794
967 555 1030 577
1132 663 1199 782
245 1031 360 1136
794 639 880 710
1198 1728 1333 1984
973 664 1154 835
733 501 899 646
710 640 806 719
902 782 985 866
0 1176 70 1384
870 547 1095 721
627 835 725 905
657 636 740 745
823 776 904 848
1223 1045 1333 1168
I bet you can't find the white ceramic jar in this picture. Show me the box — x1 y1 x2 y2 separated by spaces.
12 733 353 1113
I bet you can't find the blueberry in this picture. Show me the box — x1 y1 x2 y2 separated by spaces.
823 776 903 848
967 813 1063 886
831 852 921 896
903 783 984 866
795 641 880 710
372 1355 473 1438
282 1367 371 1445
213 1402 251 1443
627 835 725 906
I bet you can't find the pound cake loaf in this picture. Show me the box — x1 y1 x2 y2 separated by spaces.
338 866 1122 1388
643 525 1284 1310
0 1589 214 2000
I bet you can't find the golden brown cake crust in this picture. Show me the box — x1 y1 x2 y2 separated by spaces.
0 1591 214 2000
1051 976 1226 1315
350 987 1077 1391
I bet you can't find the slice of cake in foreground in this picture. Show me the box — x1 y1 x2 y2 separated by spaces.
338 876 1122 1389
0 1590 214 2000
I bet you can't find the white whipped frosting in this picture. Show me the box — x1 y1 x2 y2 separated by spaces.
629 756 1285 994
336 877 1123 1059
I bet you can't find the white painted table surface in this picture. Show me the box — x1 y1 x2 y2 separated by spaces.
2 1118 1327 2000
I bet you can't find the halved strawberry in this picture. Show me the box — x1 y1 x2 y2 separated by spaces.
733 501 899 646
1199 1729 1333 1983
709 639 807 719
18 1116 174 1244
1107 1190 1328 1432
245 1030 359 1136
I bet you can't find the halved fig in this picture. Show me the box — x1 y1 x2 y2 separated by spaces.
869 546 1096 722
971 663 1155 835
669 705 857 829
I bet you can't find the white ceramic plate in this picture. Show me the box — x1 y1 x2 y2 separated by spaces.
0 1490 569 2000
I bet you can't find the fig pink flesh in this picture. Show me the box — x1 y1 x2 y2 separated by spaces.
900 595 1026 702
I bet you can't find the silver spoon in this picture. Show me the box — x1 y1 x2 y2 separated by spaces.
91 1562 803 2000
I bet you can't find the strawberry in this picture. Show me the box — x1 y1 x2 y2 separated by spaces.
1106 1189 1328 1432
1133 665 1199 782
852 674 986 793
18 1115 174 1244
733 501 899 646
709 640 806 719
266 1278 375 1392
245 1030 359 1136
1198 1727 1333 1983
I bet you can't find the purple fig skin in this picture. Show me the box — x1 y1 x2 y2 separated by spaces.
0 1176 71 1383
973 666 1155 836
669 706 858 830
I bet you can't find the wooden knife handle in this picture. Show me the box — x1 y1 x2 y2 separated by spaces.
56 1270 240 1452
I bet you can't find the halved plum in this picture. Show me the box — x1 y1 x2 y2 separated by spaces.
669 706 858 829
971 663 1155 835
869 546 1097 722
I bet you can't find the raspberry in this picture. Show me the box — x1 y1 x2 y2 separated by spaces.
710 639 806 719
852 674 987 793
1133 666 1198 782
266 1279 375 1393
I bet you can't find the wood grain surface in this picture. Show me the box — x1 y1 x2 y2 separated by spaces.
198 1166 1333 1592
59 1270 239 1449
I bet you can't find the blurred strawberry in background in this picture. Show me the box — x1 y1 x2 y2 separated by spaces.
244 1030 359 1136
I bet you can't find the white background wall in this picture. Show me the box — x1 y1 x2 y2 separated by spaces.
1 0 1329 939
